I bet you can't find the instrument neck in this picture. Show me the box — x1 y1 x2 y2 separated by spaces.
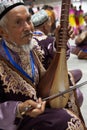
56 0 71 51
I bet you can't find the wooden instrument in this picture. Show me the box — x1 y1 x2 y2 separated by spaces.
22 80 87 114
37 0 71 108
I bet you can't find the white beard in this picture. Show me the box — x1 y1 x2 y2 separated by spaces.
21 38 38 53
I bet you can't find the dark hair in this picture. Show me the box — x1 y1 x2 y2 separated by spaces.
42 5 49 10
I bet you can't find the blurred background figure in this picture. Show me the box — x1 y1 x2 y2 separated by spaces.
70 12 87 59
69 4 85 35
78 5 85 33
82 12 87 31
74 6 80 35
42 5 56 34
28 2 35 15
69 4 78 35
70 31 87 59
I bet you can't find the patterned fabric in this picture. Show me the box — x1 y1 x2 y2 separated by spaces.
17 108 84 130
0 39 85 130
33 30 55 69
0 60 37 102
0 39 41 102
66 109 84 130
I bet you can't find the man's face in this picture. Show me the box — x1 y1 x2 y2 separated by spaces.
44 18 51 35
4 5 34 45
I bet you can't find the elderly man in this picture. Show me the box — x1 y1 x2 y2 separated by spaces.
0 0 85 130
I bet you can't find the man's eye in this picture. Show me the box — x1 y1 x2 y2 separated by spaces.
16 20 22 25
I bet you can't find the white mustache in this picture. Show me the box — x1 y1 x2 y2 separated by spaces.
21 31 33 38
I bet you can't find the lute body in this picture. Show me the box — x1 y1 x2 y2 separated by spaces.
37 0 71 108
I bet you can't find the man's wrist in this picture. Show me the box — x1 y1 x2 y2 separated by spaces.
16 103 24 118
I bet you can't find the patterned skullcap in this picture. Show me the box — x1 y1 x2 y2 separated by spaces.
31 9 49 27
0 0 24 20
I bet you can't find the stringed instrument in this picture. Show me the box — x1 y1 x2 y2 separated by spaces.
37 0 71 108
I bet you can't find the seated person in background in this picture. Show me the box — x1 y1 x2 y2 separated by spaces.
82 12 87 32
31 9 83 108
70 31 87 59
0 1 85 130
70 13 87 59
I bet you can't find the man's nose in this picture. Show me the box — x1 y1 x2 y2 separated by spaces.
24 21 31 29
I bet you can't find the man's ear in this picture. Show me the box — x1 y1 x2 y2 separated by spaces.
43 23 47 31
0 26 8 39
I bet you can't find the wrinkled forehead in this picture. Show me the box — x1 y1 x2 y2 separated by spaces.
5 5 30 20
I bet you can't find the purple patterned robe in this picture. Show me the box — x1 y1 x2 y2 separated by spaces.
0 39 85 130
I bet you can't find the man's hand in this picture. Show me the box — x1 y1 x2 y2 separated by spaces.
68 25 75 40
18 98 46 118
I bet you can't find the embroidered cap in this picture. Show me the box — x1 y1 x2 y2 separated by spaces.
0 0 24 20
31 9 49 27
